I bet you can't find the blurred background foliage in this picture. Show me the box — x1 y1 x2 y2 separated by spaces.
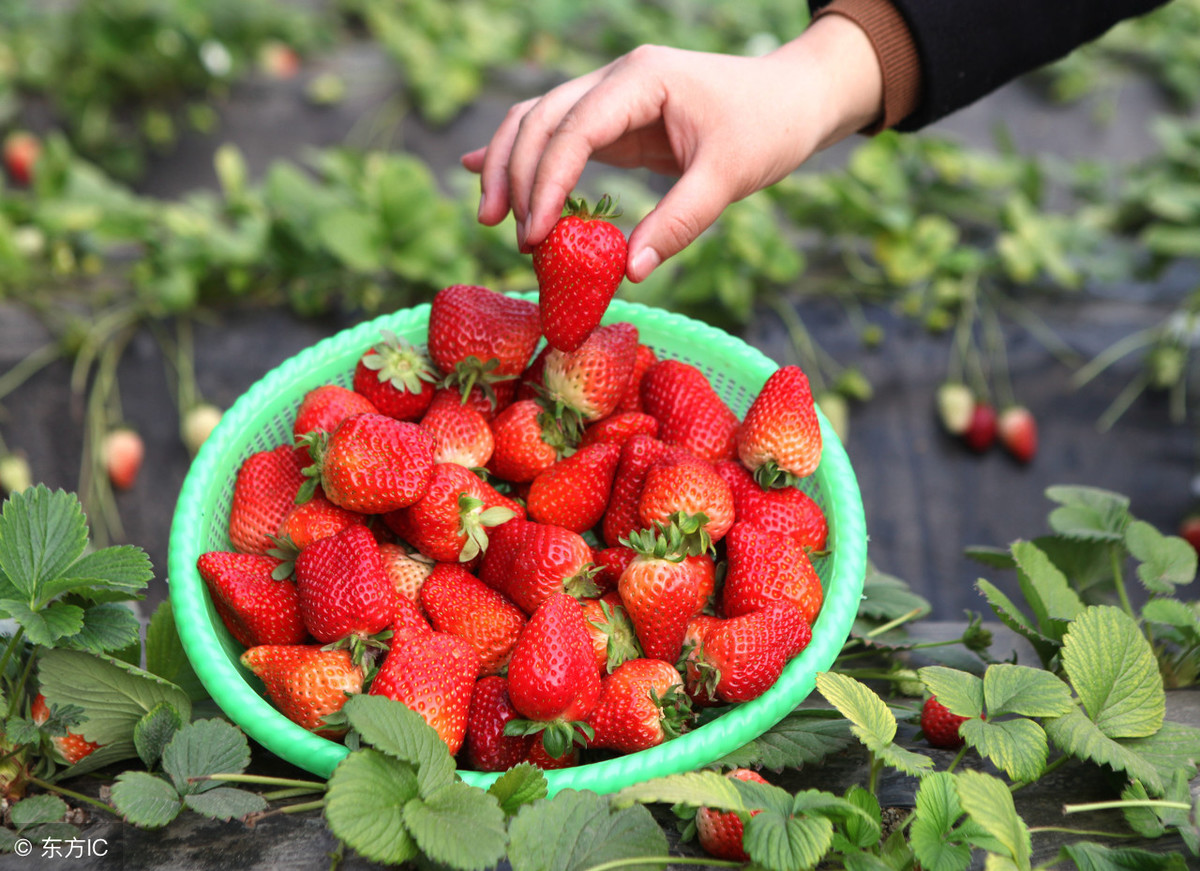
0 0 1198 538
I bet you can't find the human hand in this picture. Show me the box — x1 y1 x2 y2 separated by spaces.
461 14 884 282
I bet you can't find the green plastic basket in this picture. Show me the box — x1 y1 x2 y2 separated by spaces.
168 296 867 796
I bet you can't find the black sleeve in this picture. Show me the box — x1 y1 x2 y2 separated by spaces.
810 0 1173 131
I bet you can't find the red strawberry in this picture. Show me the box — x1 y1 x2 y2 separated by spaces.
299 413 435 514
691 601 811 704
618 521 716 664
392 589 433 637
614 343 659 414
478 518 598 615
3 132 40 186
379 541 434 608
464 676 533 772
516 345 551 403
487 399 571 483
277 490 365 551
641 360 739 463
580 592 641 674
579 411 660 449
540 321 639 428
737 366 822 488
1180 513 1200 555
997 405 1037 463
638 453 735 544
533 195 628 353
935 382 975 436
197 551 308 647
104 428 144 491
369 629 481 754
525 739 579 770
602 435 670 547
427 285 541 403
384 463 523 562
229 444 309 555
353 332 439 422
259 41 301 79
591 545 636 592
421 389 495 469
695 769 769 861
420 563 526 676
714 460 827 552
292 524 398 645
963 401 997 453
584 658 691 753
430 382 517 422
526 443 621 533
31 694 101 765
241 645 363 736
921 696 970 749
680 613 724 708
293 384 379 441
505 593 602 758
720 522 824 626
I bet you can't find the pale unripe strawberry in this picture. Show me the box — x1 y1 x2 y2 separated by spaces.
935 382 974 436
0 454 32 494
182 403 223 455
104 428 145 490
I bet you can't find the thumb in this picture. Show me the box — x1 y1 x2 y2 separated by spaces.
625 166 734 282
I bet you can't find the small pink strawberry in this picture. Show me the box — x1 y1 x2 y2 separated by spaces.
104 428 144 491
534 195 628 353
997 405 1037 463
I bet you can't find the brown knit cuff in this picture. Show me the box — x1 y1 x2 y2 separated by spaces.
813 0 922 132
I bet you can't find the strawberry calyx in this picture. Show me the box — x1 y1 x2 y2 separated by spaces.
562 565 602 600
622 512 713 562
361 330 440 395
504 717 595 760
751 460 804 491
323 629 393 669
563 193 622 222
651 684 695 741
442 355 513 409
587 598 642 672
295 431 329 504
536 407 580 456
265 534 300 579
457 492 517 562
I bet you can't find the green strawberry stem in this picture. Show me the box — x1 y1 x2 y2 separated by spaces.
564 193 622 221
363 330 439 394
622 512 712 562
195 772 327 791
751 459 805 491
581 857 742 871
504 718 594 760
25 775 115 815
457 493 515 562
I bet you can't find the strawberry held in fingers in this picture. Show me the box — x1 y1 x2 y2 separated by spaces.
584 658 692 754
299 412 435 514
534 194 628 353
241 645 363 737
737 365 822 488
197 551 308 647
368 629 481 754
293 524 398 646
353 331 439 422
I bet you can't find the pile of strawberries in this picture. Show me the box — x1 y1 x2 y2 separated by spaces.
197 259 830 772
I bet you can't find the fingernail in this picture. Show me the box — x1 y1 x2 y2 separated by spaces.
629 248 661 281
477 190 487 221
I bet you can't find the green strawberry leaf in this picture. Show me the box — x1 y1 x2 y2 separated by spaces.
1057 841 1188 870
909 772 971 871
917 666 984 718
855 565 931 622
403 781 507 871
954 770 1030 869
133 701 184 770
161 718 253 795
183 787 268 822
961 717 1047 784
143 601 207 702
1012 540 1085 632
712 711 854 771
508 789 668 871
1141 597 1200 636
37 648 192 746
1120 719 1200 785
10 795 68 829
982 663 1075 718
1045 485 1130 542
836 785 882 851
41 544 152 603
1061 606 1164 738
974 579 1060 668
487 763 548 815
0 600 84 646
743 806 834 871
964 546 1015 570
325 749 421 867
61 602 143 654
1125 520 1197 594
613 770 754 813
0 485 89 600
110 771 183 829
340 694 455 797
1119 780 1166 839
1043 708 1163 793
815 671 897 750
